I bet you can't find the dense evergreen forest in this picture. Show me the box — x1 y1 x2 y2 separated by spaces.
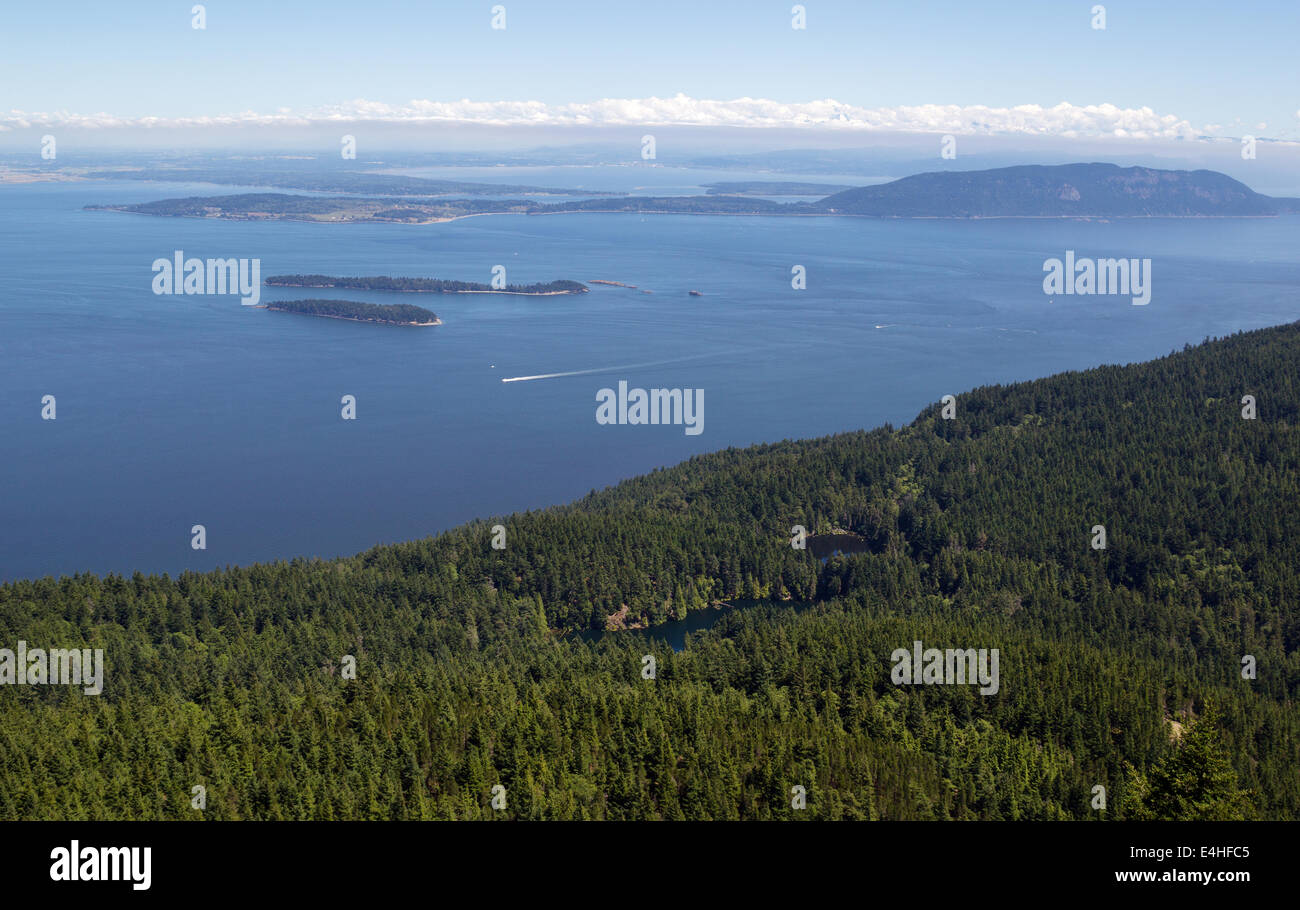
1 324 1296 820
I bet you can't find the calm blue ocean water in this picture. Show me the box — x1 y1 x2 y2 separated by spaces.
2 178 1297 581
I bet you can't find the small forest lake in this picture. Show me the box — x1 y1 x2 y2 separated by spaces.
576 600 819 652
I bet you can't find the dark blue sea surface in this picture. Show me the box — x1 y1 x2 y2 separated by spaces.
2 178 1296 580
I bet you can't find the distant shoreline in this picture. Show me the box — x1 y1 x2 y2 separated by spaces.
83 163 1299 222
89 206 1290 226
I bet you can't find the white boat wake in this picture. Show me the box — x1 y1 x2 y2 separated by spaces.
500 354 726 383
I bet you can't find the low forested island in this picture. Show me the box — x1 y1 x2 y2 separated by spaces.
262 298 440 325
266 274 588 295
85 193 533 223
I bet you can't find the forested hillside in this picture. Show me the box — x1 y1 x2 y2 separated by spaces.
812 163 1287 216
1 324 1296 820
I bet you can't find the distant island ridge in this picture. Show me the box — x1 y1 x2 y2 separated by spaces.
266 275 588 295
808 163 1300 217
88 163 1300 222
81 164 612 198
702 180 856 196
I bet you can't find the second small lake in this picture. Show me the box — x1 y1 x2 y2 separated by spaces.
576 599 818 652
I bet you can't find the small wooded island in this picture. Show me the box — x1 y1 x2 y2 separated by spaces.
266 275 588 295
261 298 440 326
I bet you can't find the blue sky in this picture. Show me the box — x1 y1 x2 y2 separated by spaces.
3 0 1297 138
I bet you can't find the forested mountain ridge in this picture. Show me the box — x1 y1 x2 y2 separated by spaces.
812 163 1290 216
1 324 1296 820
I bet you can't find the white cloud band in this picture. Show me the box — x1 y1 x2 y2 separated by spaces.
1 95 1202 138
